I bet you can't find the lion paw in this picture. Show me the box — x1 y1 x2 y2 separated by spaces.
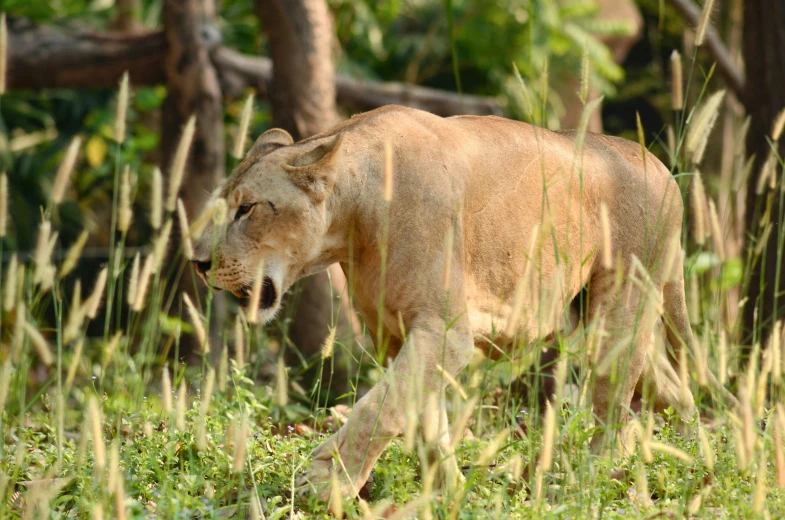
296 431 366 502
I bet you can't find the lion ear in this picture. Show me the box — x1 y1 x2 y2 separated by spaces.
247 128 294 157
284 134 343 202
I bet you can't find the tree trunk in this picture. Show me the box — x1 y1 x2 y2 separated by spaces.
255 0 356 366
255 0 340 138
161 0 225 358
742 0 785 344
161 0 224 217
557 0 643 132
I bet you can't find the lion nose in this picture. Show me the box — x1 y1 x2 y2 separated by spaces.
193 259 211 275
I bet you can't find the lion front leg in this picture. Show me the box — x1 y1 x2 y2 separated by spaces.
417 387 465 495
296 320 473 501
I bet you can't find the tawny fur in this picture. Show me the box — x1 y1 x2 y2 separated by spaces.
192 105 732 500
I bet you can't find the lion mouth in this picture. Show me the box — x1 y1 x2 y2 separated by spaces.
233 277 277 310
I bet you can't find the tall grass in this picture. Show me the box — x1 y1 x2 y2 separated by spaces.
1 12 785 520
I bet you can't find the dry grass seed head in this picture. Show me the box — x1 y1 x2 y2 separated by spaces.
580 41 590 103
102 332 123 370
234 315 245 368
707 199 725 260
771 321 782 382
167 116 196 212
107 440 120 494
776 405 785 488
114 474 127 520
695 0 715 46
60 230 89 280
686 90 726 165
478 428 510 468
599 202 612 269
114 72 129 144
175 379 187 431
232 414 248 473
23 321 54 366
190 197 223 240
773 107 785 142
63 280 84 344
51 137 82 204
246 260 265 324
176 198 194 260
649 441 694 463
321 326 336 360
200 368 215 415
776 427 785 489
153 219 173 273
233 94 254 159
698 426 714 470
33 220 53 284
740 385 756 466
718 329 728 386
0 172 7 238
161 366 173 415
690 172 707 245
3 254 17 312
65 338 84 392
539 401 557 472
131 253 154 312
219 342 228 392
118 165 134 233
276 355 288 407
151 167 163 230
575 97 603 153
85 267 108 319
127 253 141 306
88 398 106 473
670 50 683 110
11 301 25 361
182 293 208 352
753 446 767 514
0 14 6 95
0 360 12 415
329 473 345 519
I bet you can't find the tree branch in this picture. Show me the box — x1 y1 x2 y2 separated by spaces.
6 19 502 117
666 0 746 102
6 19 166 89
212 47 502 117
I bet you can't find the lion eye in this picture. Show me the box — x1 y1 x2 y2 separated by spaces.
235 203 254 220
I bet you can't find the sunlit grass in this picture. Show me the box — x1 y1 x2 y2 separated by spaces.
2 11 785 519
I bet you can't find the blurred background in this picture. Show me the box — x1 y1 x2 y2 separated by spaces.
0 0 781 377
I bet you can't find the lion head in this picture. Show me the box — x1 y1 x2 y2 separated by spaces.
192 128 344 323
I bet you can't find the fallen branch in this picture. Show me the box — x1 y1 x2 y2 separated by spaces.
212 47 503 117
6 19 502 117
666 0 746 102
6 19 167 89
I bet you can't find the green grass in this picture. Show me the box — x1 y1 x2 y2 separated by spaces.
3 15 785 518
1 344 783 519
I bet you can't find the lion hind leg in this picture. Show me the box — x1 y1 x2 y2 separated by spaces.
637 328 697 437
588 277 655 457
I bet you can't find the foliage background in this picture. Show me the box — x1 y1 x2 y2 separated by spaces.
0 0 722 253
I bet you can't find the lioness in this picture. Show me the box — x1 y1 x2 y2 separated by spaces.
192 105 732 499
